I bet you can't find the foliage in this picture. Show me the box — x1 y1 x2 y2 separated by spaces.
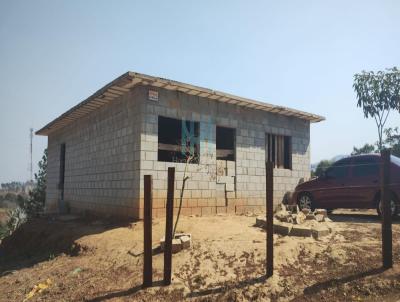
312 160 333 178
1 181 24 191
350 128 400 157
21 149 48 217
351 143 376 155
0 224 8 240
0 193 25 209
384 127 400 157
0 149 47 240
0 207 27 240
353 67 400 150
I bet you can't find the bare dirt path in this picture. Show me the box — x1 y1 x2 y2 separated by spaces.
0 212 400 301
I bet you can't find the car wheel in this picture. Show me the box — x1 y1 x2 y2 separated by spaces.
298 193 314 211
377 195 398 217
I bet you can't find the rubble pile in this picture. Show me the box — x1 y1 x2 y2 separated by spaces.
256 204 334 239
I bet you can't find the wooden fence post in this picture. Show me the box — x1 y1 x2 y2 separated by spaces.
381 149 393 269
143 175 153 288
266 162 274 278
164 167 175 285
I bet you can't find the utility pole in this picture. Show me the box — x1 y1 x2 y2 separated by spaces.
30 128 33 182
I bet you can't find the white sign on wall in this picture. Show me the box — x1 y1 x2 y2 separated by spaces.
148 90 159 102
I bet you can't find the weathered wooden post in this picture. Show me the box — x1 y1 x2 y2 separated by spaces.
143 175 153 288
381 149 393 269
266 161 274 278
164 167 175 285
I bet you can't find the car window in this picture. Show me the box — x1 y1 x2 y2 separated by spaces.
326 166 348 178
392 155 400 167
326 158 351 179
352 156 380 177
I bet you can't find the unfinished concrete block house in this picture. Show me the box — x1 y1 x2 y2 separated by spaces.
37 72 324 219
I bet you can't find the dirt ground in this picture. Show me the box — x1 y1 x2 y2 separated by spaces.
1 210 400 302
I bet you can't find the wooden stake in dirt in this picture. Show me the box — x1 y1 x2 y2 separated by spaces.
381 149 393 269
266 161 274 278
164 167 175 285
143 175 153 288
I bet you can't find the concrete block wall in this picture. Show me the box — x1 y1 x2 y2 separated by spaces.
137 85 310 217
45 84 310 219
45 89 143 217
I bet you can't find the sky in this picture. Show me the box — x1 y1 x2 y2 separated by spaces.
0 0 399 183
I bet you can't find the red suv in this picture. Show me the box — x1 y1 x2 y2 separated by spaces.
291 154 400 216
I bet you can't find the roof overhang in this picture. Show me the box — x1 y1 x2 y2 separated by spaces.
36 71 325 136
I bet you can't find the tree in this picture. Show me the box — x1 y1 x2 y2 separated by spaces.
0 149 47 240
384 127 400 157
172 152 195 238
353 67 400 151
21 149 47 217
351 143 376 155
312 160 333 178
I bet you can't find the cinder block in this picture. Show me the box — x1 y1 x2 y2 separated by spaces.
256 216 266 228
227 204 236 213
314 209 328 218
201 206 216 216
141 161 153 170
216 206 227 214
180 207 192 216
191 207 201 216
273 220 293 235
216 198 226 207
172 239 182 253
226 183 235 192
216 160 227 176
197 199 209 207
311 226 330 239
290 225 312 237
306 213 316 220
226 191 236 199
180 235 191 249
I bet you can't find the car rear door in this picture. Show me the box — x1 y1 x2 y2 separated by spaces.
347 156 380 208
312 158 352 209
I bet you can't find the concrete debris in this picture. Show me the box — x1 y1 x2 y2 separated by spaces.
256 203 334 239
160 233 192 253
315 214 325 222
275 210 290 221
306 213 316 220
286 204 298 213
296 212 306 225
180 235 191 249
314 209 328 218
283 216 294 224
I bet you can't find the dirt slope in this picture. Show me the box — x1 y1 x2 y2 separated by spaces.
0 212 400 301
